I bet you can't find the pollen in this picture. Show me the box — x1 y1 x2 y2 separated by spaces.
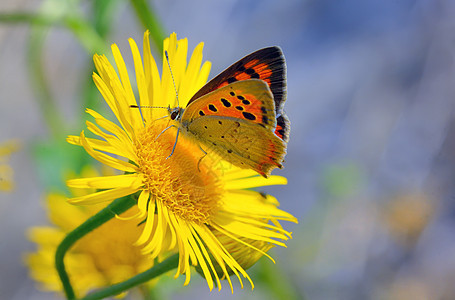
135 120 222 224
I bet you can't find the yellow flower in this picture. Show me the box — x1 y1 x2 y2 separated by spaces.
67 31 297 292
0 140 19 191
25 167 155 297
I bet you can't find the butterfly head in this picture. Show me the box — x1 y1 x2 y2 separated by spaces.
168 106 184 121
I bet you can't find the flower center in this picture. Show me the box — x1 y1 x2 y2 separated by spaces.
135 120 222 223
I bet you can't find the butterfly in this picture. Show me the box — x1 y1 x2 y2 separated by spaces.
162 47 289 178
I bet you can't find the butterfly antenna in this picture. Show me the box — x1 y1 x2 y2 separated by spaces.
165 50 179 107
130 105 168 109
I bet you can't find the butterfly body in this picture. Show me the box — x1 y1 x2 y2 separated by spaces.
170 47 289 177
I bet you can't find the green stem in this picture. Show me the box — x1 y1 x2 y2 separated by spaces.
27 26 65 138
81 254 179 300
64 15 107 54
55 196 137 300
18 10 104 137
129 0 166 53
0 12 57 26
257 258 302 300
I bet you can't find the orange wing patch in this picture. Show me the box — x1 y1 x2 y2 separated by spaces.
194 90 273 128
187 47 286 114
218 60 274 88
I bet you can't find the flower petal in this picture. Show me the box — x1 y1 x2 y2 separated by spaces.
223 191 297 222
68 186 140 205
79 131 137 172
142 31 161 120
67 135 118 156
67 174 140 189
129 38 150 115
86 109 136 159
111 43 143 131
224 175 287 190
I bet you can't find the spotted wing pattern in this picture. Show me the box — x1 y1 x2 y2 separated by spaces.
181 80 276 130
187 116 285 177
179 47 290 177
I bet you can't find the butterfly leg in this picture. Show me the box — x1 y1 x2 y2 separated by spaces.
155 124 177 141
197 145 208 172
166 127 180 160
154 124 180 159
154 114 170 122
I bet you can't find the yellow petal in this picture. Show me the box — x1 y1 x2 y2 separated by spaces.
223 191 297 222
129 38 149 114
224 175 287 190
92 72 135 140
79 131 137 173
67 174 140 189
142 30 161 120
67 135 118 155
179 42 204 103
86 109 136 156
68 186 140 205
222 168 258 182
195 61 212 91
111 43 142 131
135 192 155 246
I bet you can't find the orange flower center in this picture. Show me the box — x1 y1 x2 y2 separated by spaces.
135 120 223 223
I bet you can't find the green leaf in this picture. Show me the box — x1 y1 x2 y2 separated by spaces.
129 0 166 53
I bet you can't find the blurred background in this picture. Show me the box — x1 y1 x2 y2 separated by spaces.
1 0 455 299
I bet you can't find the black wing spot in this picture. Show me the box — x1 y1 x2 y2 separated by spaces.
235 106 244 111
261 106 267 113
276 114 290 142
204 126 208 129
242 112 256 120
218 121 223 125
221 98 231 107
208 104 218 112
245 68 260 79
199 110 205 116
230 91 235 96
237 95 245 100
227 77 237 84
242 99 251 105
263 115 269 124
221 136 225 138
227 149 232 153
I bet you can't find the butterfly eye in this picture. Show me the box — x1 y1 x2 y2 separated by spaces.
170 110 179 120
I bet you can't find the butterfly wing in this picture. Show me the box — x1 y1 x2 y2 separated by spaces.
181 79 277 131
180 79 285 177
275 113 290 143
188 46 290 144
188 46 287 113
186 116 286 178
